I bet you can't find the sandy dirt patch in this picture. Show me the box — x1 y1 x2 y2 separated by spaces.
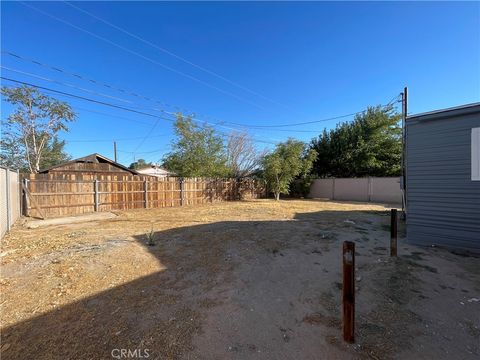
1 199 478 359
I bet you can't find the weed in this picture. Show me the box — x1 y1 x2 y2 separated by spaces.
146 228 156 246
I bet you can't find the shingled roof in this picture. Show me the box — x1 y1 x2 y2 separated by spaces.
39 153 139 175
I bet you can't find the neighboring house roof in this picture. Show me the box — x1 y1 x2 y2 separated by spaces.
136 165 175 177
39 153 139 175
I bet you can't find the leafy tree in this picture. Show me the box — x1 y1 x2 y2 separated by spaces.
38 136 71 170
0 134 24 170
310 105 401 177
162 114 229 177
1 86 76 172
262 139 317 200
129 158 151 169
1 133 71 172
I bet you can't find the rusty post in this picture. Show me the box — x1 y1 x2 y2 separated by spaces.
390 209 397 257
343 241 355 343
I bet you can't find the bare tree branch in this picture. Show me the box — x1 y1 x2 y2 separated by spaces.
227 131 266 177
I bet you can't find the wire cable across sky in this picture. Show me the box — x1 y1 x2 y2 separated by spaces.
18 1 269 111
62 0 293 111
2 51 400 132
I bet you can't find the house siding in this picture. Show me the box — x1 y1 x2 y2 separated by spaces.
406 104 480 252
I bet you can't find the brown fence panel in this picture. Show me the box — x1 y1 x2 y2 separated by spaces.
26 173 95 218
23 174 265 218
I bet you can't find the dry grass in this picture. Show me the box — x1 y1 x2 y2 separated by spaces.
1 199 478 360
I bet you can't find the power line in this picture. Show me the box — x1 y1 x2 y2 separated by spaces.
1 60 281 137
133 118 160 152
19 1 268 111
228 95 402 128
230 112 361 128
1 84 156 127
1 65 133 104
0 76 279 147
64 105 154 126
1 76 177 122
1 75 401 144
2 51 389 133
63 0 293 111
117 147 168 155
2 50 187 112
67 134 169 143
2 51 278 134
1 75 402 154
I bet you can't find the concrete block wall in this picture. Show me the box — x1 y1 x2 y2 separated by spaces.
309 177 401 204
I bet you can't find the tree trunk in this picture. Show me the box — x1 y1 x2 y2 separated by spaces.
275 192 280 201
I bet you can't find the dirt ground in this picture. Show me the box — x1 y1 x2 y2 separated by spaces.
1 199 479 359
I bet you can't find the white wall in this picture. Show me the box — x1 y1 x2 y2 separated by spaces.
1 167 21 238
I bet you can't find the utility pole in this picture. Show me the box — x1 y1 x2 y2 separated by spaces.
401 86 408 218
114 141 117 162
403 86 408 118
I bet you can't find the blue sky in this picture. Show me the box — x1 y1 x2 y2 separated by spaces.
1 1 479 166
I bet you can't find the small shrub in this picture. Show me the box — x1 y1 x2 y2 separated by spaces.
289 176 314 198
146 228 156 246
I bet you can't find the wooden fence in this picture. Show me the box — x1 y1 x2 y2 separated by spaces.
24 174 266 218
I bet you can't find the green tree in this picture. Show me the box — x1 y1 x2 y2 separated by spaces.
1 132 71 172
0 134 24 170
162 114 229 177
129 158 151 169
262 139 317 200
310 105 401 177
38 136 71 170
1 86 76 172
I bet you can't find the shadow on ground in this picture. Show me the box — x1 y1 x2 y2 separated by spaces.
1 209 478 359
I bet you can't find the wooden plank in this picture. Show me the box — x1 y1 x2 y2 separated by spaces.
22 182 46 219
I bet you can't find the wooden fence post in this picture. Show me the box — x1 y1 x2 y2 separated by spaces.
235 178 240 200
94 180 99 212
22 178 29 217
180 178 184 206
144 180 148 208
343 241 355 343
390 209 397 257
209 179 213 203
